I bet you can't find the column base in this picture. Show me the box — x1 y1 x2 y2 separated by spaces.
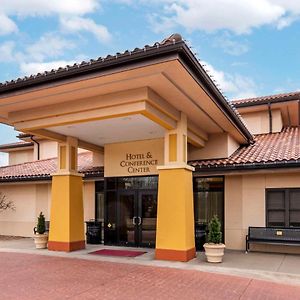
155 247 196 262
48 240 85 252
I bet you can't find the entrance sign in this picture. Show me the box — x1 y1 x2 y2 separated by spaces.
120 152 158 174
104 139 164 177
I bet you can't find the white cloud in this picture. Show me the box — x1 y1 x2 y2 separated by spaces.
0 1 112 44
148 0 300 35
20 60 76 75
0 14 18 35
26 33 75 62
60 16 111 43
214 34 249 56
0 41 16 62
0 0 100 17
203 61 257 99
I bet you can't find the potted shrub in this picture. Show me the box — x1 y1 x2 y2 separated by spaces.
33 212 48 249
203 215 225 263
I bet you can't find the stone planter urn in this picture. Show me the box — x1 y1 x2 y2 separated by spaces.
204 215 225 263
33 212 48 249
203 243 225 263
34 233 48 249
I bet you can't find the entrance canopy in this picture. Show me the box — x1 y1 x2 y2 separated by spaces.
0 34 252 151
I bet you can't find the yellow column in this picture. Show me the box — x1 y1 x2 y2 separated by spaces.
48 137 85 251
155 113 196 262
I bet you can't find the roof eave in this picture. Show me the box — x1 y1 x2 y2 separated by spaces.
178 44 253 143
192 160 300 173
233 94 300 108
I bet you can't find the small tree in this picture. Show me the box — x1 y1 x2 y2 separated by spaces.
207 215 222 244
36 212 46 234
0 193 15 212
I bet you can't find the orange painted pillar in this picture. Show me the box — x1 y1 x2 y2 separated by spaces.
155 113 196 262
48 137 85 251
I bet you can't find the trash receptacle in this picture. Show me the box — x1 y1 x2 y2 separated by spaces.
85 220 102 244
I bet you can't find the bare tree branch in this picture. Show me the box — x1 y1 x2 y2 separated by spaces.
0 193 15 212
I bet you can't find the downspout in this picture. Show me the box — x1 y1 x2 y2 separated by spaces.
30 135 40 160
268 102 272 133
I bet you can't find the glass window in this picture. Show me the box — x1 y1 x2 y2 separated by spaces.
116 176 158 190
266 189 300 227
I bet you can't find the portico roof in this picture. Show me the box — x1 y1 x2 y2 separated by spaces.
0 34 253 146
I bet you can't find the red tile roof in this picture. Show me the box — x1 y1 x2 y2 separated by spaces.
232 91 300 107
0 152 103 181
190 127 300 170
1 127 300 181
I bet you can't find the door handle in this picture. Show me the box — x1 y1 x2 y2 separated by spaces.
137 217 142 226
132 217 137 225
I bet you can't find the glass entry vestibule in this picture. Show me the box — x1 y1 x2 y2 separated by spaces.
104 176 158 248
193 177 224 250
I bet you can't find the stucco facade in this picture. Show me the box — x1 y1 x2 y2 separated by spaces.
0 181 95 237
225 172 300 252
0 34 300 260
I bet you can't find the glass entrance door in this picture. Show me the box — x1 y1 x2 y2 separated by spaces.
117 190 157 247
104 177 158 248
118 191 136 246
138 191 157 247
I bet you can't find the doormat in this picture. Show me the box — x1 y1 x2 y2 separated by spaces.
89 249 147 257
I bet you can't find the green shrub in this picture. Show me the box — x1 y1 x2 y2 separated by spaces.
207 215 222 244
36 212 46 234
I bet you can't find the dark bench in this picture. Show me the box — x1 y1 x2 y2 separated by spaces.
33 221 50 235
246 226 300 252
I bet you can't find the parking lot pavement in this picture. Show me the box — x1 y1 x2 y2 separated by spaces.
0 252 300 300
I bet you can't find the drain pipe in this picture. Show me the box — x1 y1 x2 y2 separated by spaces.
30 135 40 160
268 102 272 133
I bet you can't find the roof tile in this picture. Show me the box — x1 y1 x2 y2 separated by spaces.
232 91 300 106
190 127 300 169
0 152 102 181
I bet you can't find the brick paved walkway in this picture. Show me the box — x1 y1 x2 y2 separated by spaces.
0 252 300 300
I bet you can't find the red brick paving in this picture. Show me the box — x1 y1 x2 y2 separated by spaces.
0 252 299 300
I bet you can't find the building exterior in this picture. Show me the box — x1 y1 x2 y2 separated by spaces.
0 34 300 261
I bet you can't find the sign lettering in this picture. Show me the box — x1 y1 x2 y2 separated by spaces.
120 152 158 173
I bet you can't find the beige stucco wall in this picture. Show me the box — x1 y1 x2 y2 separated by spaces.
241 109 282 135
0 180 96 237
0 183 51 236
188 133 239 160
36 140 58 160
225 172 300 252
9 149 33 165
271 109 284 133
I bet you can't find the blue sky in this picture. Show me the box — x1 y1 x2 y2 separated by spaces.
1 0 300 164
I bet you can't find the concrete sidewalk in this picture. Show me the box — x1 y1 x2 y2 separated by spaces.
1 237 300 287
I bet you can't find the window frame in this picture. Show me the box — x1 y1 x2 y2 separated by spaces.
266 188 300 228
